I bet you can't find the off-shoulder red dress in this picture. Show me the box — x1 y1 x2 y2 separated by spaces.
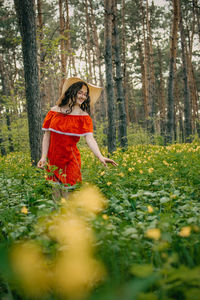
42 111 93 188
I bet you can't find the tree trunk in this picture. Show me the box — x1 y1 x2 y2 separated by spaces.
37 0 47 112
140 0 149 129
179 2 192 142
104 0 116 153
166 0 180 144
137 38 148 122
88 0 106 121
0 56 14 152
112 0 127 148
85 0 92 80
157 43 166 137
146 0 156 134
59 0 66 79
14 0 42 165
193 0 200 43
121 0 129 125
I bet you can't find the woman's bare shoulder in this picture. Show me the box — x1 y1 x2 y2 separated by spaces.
50 105 59 112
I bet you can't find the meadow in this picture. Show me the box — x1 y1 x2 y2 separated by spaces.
0 141 200 300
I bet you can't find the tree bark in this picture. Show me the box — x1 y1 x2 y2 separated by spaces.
14 0 42 165
89 0 106 121
146 0 156 134
0 56 14 152
104 0 116 153
193 0 200 43
166 0 180 144
37 0 47 112
112 0 127 148
140 0 149 128
59 0 66 79
85 0 92 80
179 2 192 141
137 37 148 122
157 43 166 137
121 0 129 125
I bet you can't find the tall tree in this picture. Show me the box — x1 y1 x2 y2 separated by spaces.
104 0 116 153
14 0 42 165
85 0 92 80
166 0 180 143
59 0 66 79
121 0 129 124
88 0 106 121
112 0 127 148
179 1 192 141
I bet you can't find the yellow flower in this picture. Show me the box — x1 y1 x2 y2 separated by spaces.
139 170 143 174
148 168 154 173
146 228 161 240
163 160 169 166
21 206 28 214
107 182 112 186
71 185 107 215
10 241 50 298
61 198 67 204
128 168 132 172
118 172 124 177
100 171 105 176
147 205 154 213
179 226 191 237
53 254 106 299
137 159 142 163
102 214 109 220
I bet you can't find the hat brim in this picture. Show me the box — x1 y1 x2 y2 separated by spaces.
61 77 103 106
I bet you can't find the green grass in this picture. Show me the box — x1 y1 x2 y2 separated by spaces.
0 142 200 299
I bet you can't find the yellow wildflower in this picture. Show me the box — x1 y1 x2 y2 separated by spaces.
102 214 109 220
148 168 154 174
147 205 154 213
100 171 105 176
61 198 67 204
139 170 143 174
21 206 28 214
118 172 124 177
146 228 161 240
10 241 50 298
163 160 169 166
179 226 191 237
107 182 112 186
71 185 107 215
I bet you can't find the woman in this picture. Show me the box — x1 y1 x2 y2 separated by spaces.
37 77 117 199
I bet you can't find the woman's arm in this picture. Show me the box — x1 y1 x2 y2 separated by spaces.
37 131 51 168
85 134 118 167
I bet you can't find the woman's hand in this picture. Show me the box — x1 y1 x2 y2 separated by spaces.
37 158 47 169
99 156 118 167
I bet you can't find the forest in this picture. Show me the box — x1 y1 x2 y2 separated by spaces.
0 0 200 299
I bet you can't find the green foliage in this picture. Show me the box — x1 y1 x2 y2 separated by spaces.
0 143 200 298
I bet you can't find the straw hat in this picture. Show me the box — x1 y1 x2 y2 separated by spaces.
59 77 103 106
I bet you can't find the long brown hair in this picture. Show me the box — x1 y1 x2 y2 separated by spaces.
56 81 91 115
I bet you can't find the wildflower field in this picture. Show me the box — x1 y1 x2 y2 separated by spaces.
0 142 200 300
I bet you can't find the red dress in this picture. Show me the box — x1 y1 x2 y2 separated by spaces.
42 111 93 188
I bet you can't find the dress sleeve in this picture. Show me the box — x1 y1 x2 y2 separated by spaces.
81 116 93 135
42 111 54 130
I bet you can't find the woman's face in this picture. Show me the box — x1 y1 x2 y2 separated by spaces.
76 85 88 106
